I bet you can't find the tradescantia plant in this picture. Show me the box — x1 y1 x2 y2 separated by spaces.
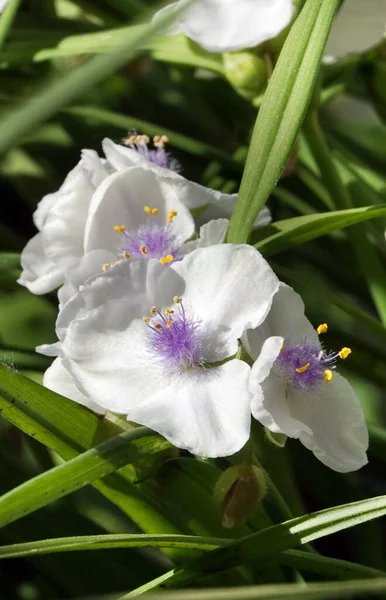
1 0 386 599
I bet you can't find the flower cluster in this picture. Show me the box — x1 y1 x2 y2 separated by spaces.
20 134 368 473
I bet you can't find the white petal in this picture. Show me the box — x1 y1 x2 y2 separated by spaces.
58 249 116 308
325 0 386 61
251 372 312 439
57 258 163 343
18 234 65 294
249 335 308 437
103 138 155 171
20 153 106 294
33 192 58 230
64 318 165 414
37 341 61 357
172 244 279 362
153 0 294 53
102 138 178 177
127 360 252 457
254 206 272 229
84 168 194 254
244 283 319 361
293 374 369 473
181 218 229 254
196 196 271 230
44 357 105 414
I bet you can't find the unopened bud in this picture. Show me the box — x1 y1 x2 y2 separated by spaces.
223 51 267 102
214 464 267 529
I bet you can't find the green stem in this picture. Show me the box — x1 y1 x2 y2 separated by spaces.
0 0 22 52
303 111 386 326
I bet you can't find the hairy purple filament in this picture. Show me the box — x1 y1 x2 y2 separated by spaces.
147 303 204 373
122 223 180 260
276 342 336 389
135 144 181 173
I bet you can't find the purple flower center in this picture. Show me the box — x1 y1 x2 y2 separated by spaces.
145 301 204 373
276 342 336 389
122 223 180 260
136 145 181 173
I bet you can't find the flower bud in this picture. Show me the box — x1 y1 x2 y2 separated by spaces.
223 51 268 102
214 464 267 528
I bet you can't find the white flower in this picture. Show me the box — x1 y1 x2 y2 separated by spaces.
18 150 109 295
153 0 294 53
325 0 386 62
18 136 253 296
245 284 368 473
40 244 280 457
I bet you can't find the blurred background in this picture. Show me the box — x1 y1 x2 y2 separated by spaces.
1 1 386 599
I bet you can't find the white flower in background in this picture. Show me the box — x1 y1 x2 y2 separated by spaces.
153 0 294 53
245 284 368 473
325 0 386 62
39 245 280 457
104 136 272 228
18 135 249 296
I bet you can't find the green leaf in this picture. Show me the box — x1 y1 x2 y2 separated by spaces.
1 534 383 582
0 426 164 530
0 533 228 558
0 26 224 74
127 494 386 593
252 205 386 257
0 1 194 154
227 0 341 243
125 579 386 600
0 364 99 458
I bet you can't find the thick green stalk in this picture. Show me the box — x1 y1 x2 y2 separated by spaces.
303 111 386 326
227 0 341 243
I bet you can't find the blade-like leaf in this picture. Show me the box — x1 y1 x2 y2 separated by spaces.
0 0 194 154
126 579 386 600
126 494 386 594
0 426 164 530
253 205 386 257
0 534 383 582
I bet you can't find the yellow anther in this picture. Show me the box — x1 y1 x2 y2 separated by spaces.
139 245 148 255
153 135 169 148
122 251 131 260
144 206 159 215
166 319 174 328
173 296 182 304
316 323 328 335
159 254 175 265
142 317 150 324
164 309 174 316
280 343 285 352
102 263 110 272
150 306 158 315
295 362 311 374
168 210 177 223
114 225 126 233
324 369 333 383
339 347 352 360
154 323 163 330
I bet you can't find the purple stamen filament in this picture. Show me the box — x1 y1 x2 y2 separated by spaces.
121 222 179 261
276 342 338 389
145 300 204 373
